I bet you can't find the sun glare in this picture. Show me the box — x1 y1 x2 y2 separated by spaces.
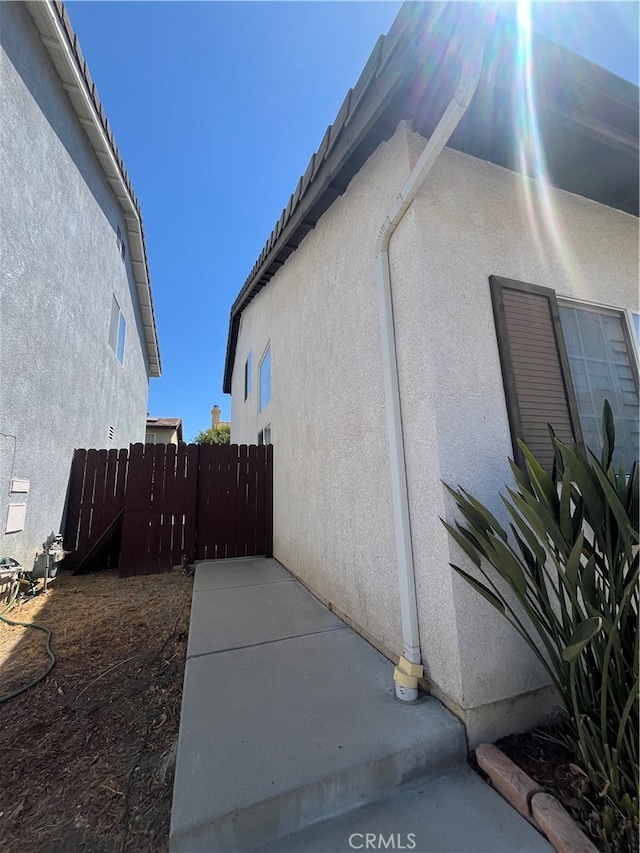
514 0 578 280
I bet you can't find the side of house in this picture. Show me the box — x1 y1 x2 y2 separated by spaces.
0 1 160 569
146 418 183 446
226 5 639 744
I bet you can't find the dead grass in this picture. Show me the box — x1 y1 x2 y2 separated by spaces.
0 568 193 853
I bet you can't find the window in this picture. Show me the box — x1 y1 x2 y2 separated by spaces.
559 303 639 467
490 276 639 470
258 424 272 445
116 225 126 261
631 312 640 351
109 295 126 364
146 432 156 444
244 352 252 400
259 346 271 412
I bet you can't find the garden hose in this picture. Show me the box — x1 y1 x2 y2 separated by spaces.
0 580 56 704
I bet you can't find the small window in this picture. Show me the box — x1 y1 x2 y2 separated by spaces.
244 352 252 400
259 346 271 412
146 432 156 444
116 226 126 261
258 424 272 446
109 295 126 364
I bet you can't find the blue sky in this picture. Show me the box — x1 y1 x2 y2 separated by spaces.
64 1 639 442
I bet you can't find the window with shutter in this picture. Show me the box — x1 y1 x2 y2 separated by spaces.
491 276 639 470
489 276 583 470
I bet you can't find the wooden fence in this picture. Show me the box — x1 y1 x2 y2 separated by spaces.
63 443 272 577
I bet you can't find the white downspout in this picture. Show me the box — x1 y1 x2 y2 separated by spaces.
375 44 484 701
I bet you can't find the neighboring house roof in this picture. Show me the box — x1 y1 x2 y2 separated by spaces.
26 1 161 378
223 1 639 393
147 417 183 440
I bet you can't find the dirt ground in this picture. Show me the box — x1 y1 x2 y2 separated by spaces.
0 567 193 853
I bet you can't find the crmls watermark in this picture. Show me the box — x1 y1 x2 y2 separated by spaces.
348 833 417 850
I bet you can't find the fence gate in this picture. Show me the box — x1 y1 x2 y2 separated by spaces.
63 443 273 577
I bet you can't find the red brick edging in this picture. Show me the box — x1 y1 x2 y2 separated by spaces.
475 743 597 853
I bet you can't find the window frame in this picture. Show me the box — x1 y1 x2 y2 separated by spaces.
259 344 271 413
258 424 272 446
244 351 252 400
108 295 126 365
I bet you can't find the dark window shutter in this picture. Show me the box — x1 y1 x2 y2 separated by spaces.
489 275 584 470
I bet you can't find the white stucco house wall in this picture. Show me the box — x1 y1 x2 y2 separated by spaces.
224 3 639 744
0 1 161 570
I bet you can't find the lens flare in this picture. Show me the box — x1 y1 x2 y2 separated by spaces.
514 0 578 279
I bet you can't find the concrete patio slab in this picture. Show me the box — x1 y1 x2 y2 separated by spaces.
186 576 345 658
255 768 554 852
193 557 294 594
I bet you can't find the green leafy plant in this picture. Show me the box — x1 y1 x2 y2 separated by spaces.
192 424 231 445
442 401 638 850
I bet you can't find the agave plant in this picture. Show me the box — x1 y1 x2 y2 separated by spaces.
442 401 638 849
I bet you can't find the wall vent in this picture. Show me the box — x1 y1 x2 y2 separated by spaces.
108 425 114 441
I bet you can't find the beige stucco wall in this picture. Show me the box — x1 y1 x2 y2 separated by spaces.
146 427 180 446
230 122 639 741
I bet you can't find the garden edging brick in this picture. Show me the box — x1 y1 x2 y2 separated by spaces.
475 743 597 853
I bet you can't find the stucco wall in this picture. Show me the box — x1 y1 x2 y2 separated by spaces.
230 121 639 736
0 3 150 568
403 136 638 715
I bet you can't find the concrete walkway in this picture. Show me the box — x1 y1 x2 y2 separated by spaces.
170 557 552 853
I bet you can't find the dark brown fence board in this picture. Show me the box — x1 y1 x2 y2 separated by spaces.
265 444 273 557
195 444 212 560
139 445 157 575
228 445 241 559
247 444 258 555
75 448 99 563
256 445 267 555
100 449 118 535
119 444 144 577
145 444 162 574
183 445 199 562
236 445 249 558
63 449 87 567
114 448 127 513
172 444 187 565
207 445 224 560
159 443 176 570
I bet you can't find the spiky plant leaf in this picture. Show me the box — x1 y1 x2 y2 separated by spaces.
563 617 603 663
